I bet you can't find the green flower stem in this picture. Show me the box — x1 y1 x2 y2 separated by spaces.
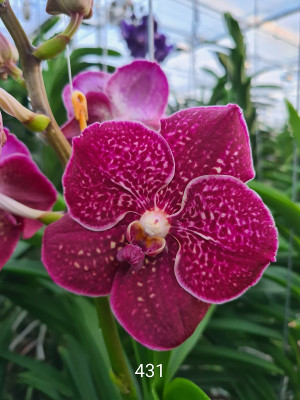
0 0 72 167
33 13 83 60
95 297 138 400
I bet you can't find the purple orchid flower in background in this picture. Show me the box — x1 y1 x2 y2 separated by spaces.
61 60 168 139
0 128 57 268
120 15 173 62
42 104 278 350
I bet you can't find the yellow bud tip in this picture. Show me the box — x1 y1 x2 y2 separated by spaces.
71 90 88 131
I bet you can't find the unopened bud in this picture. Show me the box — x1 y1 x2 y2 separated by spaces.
0 88 50 132
46 0 93 19
0 33 22 81
0 193 62 224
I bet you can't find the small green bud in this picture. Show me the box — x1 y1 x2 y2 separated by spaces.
33 35 70 60
0 88 50 132
24 114 51 131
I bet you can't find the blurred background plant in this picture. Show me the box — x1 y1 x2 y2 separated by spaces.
0 2 300 400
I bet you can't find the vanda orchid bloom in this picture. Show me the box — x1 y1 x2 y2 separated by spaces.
0 122 57 268
61 60 168 139
42 104 278 350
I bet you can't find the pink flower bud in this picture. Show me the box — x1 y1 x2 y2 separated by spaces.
0 33 19 79
46 0 93 18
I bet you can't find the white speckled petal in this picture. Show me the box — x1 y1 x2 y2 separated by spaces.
110 235 209 350
156 104 255 214
170 175 278 303
63 121 174 231
0 210 22 269
42 213 135 296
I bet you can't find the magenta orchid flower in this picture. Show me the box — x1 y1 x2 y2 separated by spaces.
61 60 168 139
0 128 57 268
42 104 278 350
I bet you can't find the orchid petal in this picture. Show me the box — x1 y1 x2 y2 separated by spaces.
61 92 113 139
63 121 174 231
170 175 278 303
61 117 81 140
63 71 110 118
0 155 57 238
110 236 209 350
105 60 168 130
1 129 30 159
156 105 255 214
42 213 134 296
0 210 22 269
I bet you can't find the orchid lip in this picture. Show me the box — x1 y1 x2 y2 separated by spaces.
139 209 170 238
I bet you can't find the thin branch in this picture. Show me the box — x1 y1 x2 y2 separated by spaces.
0 0 72 166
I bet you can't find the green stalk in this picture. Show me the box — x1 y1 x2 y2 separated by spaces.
95 297 138 400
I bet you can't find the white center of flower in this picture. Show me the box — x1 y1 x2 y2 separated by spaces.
139 210 170 238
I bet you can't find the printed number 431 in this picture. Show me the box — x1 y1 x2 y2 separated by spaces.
135 364 162 378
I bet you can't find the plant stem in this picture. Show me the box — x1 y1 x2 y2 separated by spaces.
95 297 138 400
0 0 72 167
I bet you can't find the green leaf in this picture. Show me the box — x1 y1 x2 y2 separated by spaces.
248 180 300 236
0 348 71 397
163 378 211 400
207 318 282 339
193 346 283 374
59 336 99 400
166 305 216 382
285 99 300 151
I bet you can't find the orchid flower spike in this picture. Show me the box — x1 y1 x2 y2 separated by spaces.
42 104 278 350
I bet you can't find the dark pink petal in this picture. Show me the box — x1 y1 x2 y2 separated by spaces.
156 105 255 214
110 236 210 350
105 60 168 130
0 155 57 238
61 92 113 139
63 121 174 231
61 117 81 140
0 210 22 269
63 70 110 118
170 175 278 303
42 213 133 296
1 129 31 160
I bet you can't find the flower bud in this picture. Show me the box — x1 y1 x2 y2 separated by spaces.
46 0 93 19
0 33 21 80
0 89 51 132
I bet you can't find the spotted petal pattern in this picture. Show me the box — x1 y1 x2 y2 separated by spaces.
156 105 255 214
63 121 174 231
110 236 209 350
0 210 22 270
170 175 278 303
0 129 57 239
42 214 135 296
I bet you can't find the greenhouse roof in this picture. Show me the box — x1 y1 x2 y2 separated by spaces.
1 0 299 127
